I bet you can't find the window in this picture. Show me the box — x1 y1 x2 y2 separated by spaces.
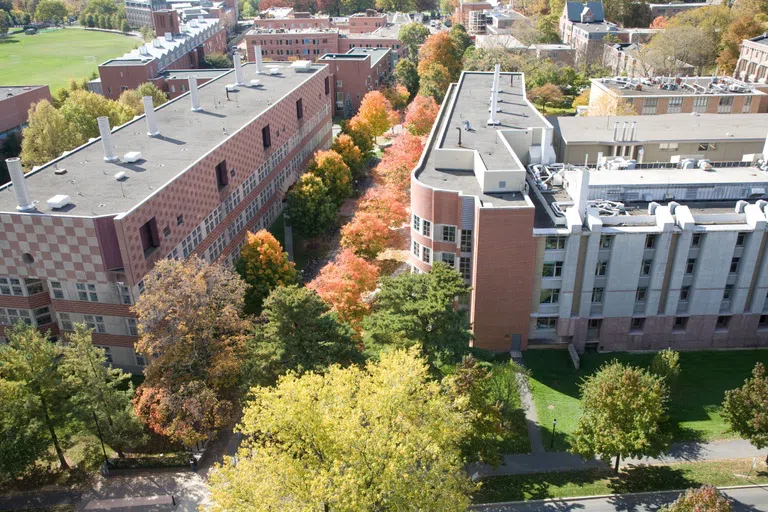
693 96 708 113
441 253 456 266
461 230 472 252
412 240 420 257
723 284 734 301
592 287 604 304
50 281 65 299
127 318 138 336
743 95 753 113
642 97 658 115
692 233 702 247
163 225 171 237
667 97 683 114
215 160 229 189
730 257 740 274
595 261 608 276
659 142 679 151
296 98 303 119
645 234 657 249
698 142 714 151
99 346 113 363
135 352 146 366
459 257 471 279
139 218 160 258
599 235 613 249
118 284 132 305
336 79 343 87
25 279 42 295
636 287 647 302
498 181 506 189
422 220 431 238
0 277 23 296
540 289 560 304
536 317 557 329
177 214 184 226
412 214 420 231
76 283 98 302
262 125 271 149
716 315 730 330
324 76 330 95
34 307 52 326
84 315 106 334
543 262 563 277
59 313 73 331
422 247 431 264
631 317 645 331
718 95 733 114
680 285 691 301
641 259 652 276
588 318 602 330
736 232 746 247
685 258 696 275
441 226 456 243
674 316 688 331
760 314 768 328
545 236 566 250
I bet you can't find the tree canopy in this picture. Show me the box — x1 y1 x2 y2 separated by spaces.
118 83 168 114
34 0 67 21
331 133 365 179
285 173 338 238
395 58 420 99
722 362 768 459
398 21 430 60
404 94 439 136
308 149 353 207
356 91 399 138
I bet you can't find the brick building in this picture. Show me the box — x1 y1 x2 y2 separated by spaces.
0 86 52 136
411 68 768 353
0 60 333 372
319 48 393 117
347 11 387 33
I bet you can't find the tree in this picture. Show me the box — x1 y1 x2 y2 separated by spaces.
21 100 83 167
340 211 390 259
587 93 637 116
644 25 716 75
356 91 399 138
132 257 249 446
286 173 338 238
202 52 233 68
207 348 475 512
717 17 764 75
60 90 137 141
375 0 414 12
382 84 409 112
86 13 95 27
59 324 145 458
404 94 439 136
120 19 129 32
418 31 462 80
357 185 407 228
649 15 666 29
418 61 451 103
235 229 299 316
331 133 365 179
118 82 168 114
649 348 680 390
34 0 67 21
307 248 379 326
572 88 590 109
662 485 732 512
536 14 561 43
0 9 9 36
308 149 352 207
395 58 420 99
624 2 651 28
722 362 768 462
374 132 424 201
363 262 471 366
529 83 564 113
244 285 359 386
0 323 74 470
343 116 375 158
140 24 154 41
571 361 670 473
398 21 430 60
449 23 471 56
0 379 52 479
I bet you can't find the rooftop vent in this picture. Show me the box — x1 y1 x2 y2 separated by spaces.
47 194 72 209
164 32 173 42
123 151 142 163
291 60 312 72
268 66 281 75
114 171 127 181
152 39 162 48
249 79 262 87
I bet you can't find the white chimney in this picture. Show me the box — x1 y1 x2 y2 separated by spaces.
621 121 629 142
143 96 160 137
97 116 118 162
630 121 637 141
493 62 502 93
487 65 500 125
612 121 619 141
233 52 244 85
188 76 203 112
255 46 265 74
6 158 34 212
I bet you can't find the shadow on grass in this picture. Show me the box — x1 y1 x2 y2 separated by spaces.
473 468 610 503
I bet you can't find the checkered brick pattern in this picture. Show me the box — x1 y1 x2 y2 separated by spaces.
0 214 106 283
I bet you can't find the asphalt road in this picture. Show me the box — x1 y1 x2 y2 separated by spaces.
472 486 768 511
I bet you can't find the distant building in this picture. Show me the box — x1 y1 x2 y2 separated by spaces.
647 0 716 19
588 76 768 117
125 0 168 29
734 33 768 88
0 85 51 136
348 11 387 33
125 0 237 31
602 43 695 78
250 13 331 31
319 48 393 117
476 34 576 66
456 1 492 34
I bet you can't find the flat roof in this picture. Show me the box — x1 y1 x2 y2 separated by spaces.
347 47 389 66
549 113 767 144
247 26 337 34
594 76 766 97
161 68 230 79
0 85 48 98
747 33 768 47
0 62 326 216
415 72 548 208
588 166 768 187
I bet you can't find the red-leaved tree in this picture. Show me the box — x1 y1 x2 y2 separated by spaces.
404 95 440 136
374 132 424 201
358 185 408 228
340 211 391 259
649 15 667 29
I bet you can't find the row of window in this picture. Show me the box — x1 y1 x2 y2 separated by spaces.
538 314 768 334
0 277 43 297
412 215 464 245
0 307 51 327
545 231 746 252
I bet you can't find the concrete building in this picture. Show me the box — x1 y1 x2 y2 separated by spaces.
410 68 768 353
734 33 768 88
602 43 695 78
588 76 768 116
319 48 393 117
93 12 227 99
647 0 715 19
0 60 333 371
125 0 168 29
476 33 577 66
125 0 236 30
0 86 52 136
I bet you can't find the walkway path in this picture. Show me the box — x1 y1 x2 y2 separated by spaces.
511 355 545 454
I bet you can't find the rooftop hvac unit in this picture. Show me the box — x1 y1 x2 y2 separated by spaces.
680 158 696 169
123 151 142 163
152 39 162 48
114 171 127 181
291 60 312 72
226 84 238 91
47 195 72 209
268 66 280 75
249 79 262 87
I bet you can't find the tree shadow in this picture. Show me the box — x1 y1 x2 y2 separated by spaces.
474 468 609 504
0 38 20 45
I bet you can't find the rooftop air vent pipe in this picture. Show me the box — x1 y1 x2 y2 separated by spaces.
97 116 118 162
487 64 500 125
143 96 160 137
189 76 203 112
5 158 34 212
621 121 629 142
255 46 265 74
233 52 245 85
612 121 619 141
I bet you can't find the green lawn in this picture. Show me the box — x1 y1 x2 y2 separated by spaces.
0 28 138 93
474 458 768 503
526 349 768 450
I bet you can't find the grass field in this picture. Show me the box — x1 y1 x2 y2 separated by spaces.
0 28 138 93
474 458 768 503
525 349 768 450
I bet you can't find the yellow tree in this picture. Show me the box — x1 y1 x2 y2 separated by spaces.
528 83 564 113
356 90 399 138
117 82 168 114
418 31 462 79
308 150 353 207
382 84 410 111
21 100 84 167
588 93 637 116
207 348 475 512
235 230 299 316
331 133 365 179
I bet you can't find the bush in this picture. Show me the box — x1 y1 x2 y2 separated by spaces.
108 452 189 470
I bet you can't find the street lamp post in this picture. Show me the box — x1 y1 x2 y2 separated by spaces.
550 418 557 449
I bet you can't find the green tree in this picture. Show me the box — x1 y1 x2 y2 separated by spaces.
342 116 375 158
363 262 471 367
120 19 129 32
308 149 352 207
650 348 681 389
21 100 84 167
207 348 475 511
86 13 95 27
0 9 9 35
395 58 420 99
529 83 564 112
83 0 117 16
139 23 154 41
449 23 471 56
571 361 670 473
662 485 732 512
235 229 299 316
286 173 338 238
118 82 168 113
398 21 430 60
202 52 233 68
418 61 451 103
34 0 67 21
60 90 137 141
0 379 52 479
245 285 359 386
0 323 74 470
722 362 768 463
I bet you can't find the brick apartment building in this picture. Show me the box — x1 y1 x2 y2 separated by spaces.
734 33 768 88
250 12 331 31
411 68 768 353
92 11 227 99
0 86 52 136
319 47 393 116
347 11 387 33
0 60 333 371
588 76 768 116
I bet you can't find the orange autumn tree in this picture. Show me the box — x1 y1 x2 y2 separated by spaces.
404 95 440 136
307 248 379 326
358 186 408 228
331 133 365 179
382 84 410 112
340 211 391 259
235 230 300 316
356 90 400 137
374 132 425 201
418 31 463 80
649 15 667 29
